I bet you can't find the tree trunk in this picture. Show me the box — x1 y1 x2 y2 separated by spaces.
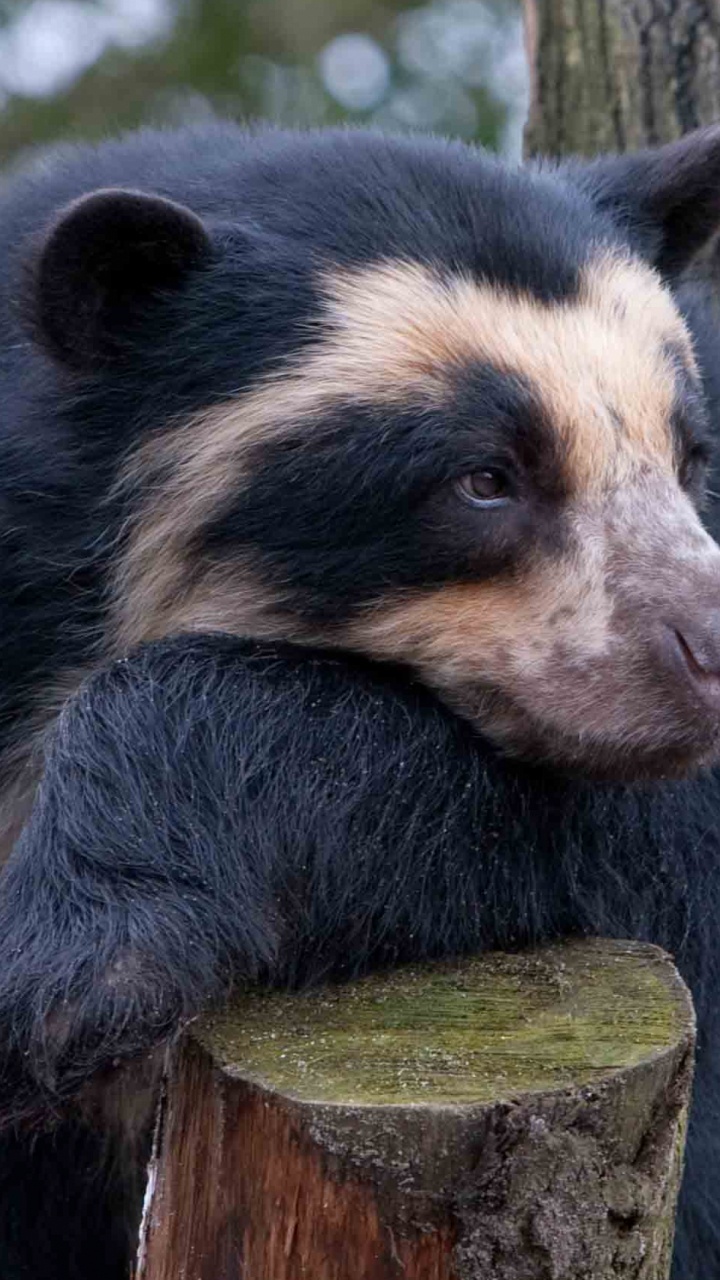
137 939 694 1280
523 0 720 157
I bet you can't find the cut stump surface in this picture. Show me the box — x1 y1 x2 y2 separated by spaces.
137 938 695 1280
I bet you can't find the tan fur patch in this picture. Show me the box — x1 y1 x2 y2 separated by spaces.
343 541 612 700
321 254 690 490
113 251 692 650
0 750 41 868
0 666 92 865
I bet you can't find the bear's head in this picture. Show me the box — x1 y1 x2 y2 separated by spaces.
25 126 720 779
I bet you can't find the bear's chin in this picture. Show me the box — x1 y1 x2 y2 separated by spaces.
504 728 719 785
437 684 720 784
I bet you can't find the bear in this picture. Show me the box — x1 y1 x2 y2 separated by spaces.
1 121 720 1277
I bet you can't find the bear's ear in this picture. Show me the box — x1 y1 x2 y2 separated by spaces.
573 124 720 276
27 188 212 370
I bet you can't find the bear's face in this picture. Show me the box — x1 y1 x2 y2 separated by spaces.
26 128 720 778
333 257 719 780
115 250 718 778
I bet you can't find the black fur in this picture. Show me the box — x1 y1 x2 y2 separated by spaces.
2 636 720 1276
572 123 720 273
30 188 211 369
2 123 720 1278
204 371 570 623
0 1121 140 1280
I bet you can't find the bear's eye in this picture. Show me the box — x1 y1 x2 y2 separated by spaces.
454 468 513 508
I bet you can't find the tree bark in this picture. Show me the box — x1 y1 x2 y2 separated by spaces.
523 0 720 157
137 939 694 1280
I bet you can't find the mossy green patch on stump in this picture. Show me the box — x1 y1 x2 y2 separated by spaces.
197 938 693 1106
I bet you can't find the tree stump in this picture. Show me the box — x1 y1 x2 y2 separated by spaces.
137 938 694 1280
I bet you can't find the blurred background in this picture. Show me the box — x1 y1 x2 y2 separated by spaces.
0 0 529 168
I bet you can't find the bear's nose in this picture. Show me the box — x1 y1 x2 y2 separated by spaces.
661 610 720 701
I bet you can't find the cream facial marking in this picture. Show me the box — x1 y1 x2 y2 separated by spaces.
318 254 692 492
113 251 694 651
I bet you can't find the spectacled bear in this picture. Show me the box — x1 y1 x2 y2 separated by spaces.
1 122 720 1278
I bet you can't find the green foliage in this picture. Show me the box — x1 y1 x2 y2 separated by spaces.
0 0 527 165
